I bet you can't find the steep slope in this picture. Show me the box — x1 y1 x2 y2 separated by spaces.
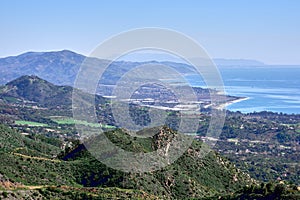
0 124 81 187
0 75 106 109
0 75 73 108
0 124 255 198
0 124 60 156
60 126 256 199
1 124 299 199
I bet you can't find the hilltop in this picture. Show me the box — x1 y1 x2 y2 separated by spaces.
0 75 106 109
0 75 73 108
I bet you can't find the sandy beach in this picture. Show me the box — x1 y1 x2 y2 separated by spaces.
216 97 250 110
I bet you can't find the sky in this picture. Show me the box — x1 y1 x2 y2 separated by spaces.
0 0 300 64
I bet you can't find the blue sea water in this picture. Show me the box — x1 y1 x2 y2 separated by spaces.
185 66 300 114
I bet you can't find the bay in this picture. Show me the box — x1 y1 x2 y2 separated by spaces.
185 66 300 114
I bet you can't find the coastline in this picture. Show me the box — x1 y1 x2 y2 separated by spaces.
216 97 250 110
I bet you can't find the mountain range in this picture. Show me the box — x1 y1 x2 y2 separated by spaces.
0 50 194 87
0 50 265 88
116 52 265 66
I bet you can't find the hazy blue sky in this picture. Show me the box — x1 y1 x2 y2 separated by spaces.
1 0 300 64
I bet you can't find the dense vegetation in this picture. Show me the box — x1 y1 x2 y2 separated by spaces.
0 75 299 199
0 124 257 199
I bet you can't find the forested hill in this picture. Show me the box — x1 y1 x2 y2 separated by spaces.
0 75 106 109
0 124 256 199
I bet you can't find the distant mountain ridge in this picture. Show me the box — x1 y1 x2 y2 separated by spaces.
118 52 265 66
213 58 265 66
0 50 84 86
0 50 196 87
0 50 265 87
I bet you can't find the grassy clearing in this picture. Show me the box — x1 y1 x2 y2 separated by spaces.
50 116 116 129
15 120 48 127
50 117 115 129
53 118 101 127
101 124 115 129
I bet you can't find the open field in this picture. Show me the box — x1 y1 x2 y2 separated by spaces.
15 120 48 127
50 117 115 129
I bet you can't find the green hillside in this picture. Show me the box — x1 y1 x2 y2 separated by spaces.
0 124 253 199
0 75 106 109
0 122 299 199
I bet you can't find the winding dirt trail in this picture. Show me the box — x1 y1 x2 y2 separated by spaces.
12 152 61 163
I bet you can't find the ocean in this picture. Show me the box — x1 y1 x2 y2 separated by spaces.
185 66 300 114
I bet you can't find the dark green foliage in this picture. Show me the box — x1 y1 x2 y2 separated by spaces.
55 126 255 199
0 124 259 199
217 181 300 200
